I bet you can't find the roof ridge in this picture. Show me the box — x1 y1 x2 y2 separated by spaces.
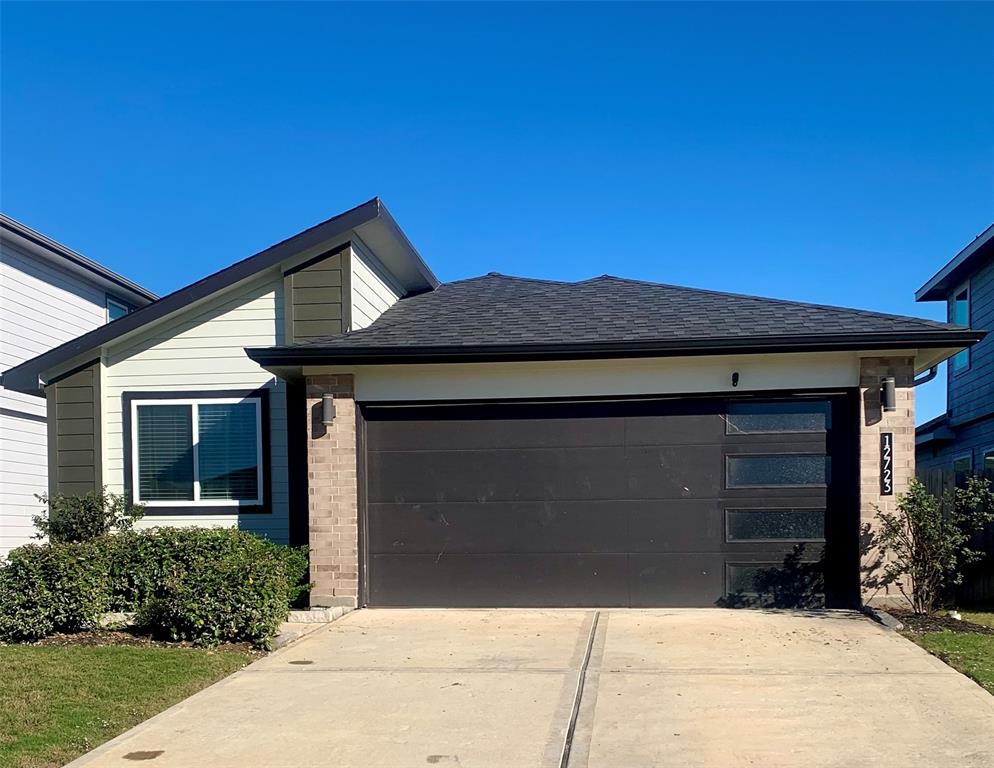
568 273 953 329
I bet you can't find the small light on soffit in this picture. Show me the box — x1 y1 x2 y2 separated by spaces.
322 393 337 425
881 377 896 412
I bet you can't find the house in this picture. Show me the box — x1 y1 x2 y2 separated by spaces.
2 199 985 608
915 223 994 478
0 215 156 557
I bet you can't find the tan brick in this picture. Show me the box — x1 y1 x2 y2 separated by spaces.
304 374 359 608
858 356 915 608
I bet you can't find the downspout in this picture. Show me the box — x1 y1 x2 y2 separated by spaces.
913 366 938 386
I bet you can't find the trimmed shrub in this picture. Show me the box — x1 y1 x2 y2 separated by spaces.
98 528 310 615
1 522 310 648
136 545 292 648
33 488 144 543
0 542 108 642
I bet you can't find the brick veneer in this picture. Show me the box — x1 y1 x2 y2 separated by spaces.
305 374 359 607
859 356 916 607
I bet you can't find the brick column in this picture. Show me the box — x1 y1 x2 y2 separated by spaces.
305 374 359 607
858 356 915 608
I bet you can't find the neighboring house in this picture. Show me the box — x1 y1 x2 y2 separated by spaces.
2 199 985 609
0 215 155 557
915 224 994 477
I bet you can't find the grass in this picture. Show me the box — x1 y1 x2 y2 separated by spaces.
0 645 252 768
905 610 994 696
959 610 994 629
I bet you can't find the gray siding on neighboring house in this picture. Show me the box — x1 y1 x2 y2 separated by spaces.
45 362 101 497
917 416 994 473
283 246 350 344
948 256 994 426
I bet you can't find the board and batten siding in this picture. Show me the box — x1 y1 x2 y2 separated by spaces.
1 240 110 558
351 240 402 329
102 272 291 543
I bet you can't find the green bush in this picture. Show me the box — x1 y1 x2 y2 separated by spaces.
871 476 994 614
0 542 108 642
1 522 311 648
136 544 292 648
97 528 310 615
33 488 144 543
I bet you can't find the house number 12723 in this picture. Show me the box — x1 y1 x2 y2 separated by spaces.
880 432 894 496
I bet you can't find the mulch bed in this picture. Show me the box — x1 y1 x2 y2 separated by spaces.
892 611 994 636
33 628 263 656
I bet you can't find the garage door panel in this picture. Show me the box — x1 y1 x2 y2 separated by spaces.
628 554 726 607
368 553 630 607
367 447 635 503
364 414 627 451
360 395 855 608
367 500 633 554
621 412 724 445
622 445 723 498
627 501 724 553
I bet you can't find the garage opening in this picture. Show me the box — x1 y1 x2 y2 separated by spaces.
360 394 858 608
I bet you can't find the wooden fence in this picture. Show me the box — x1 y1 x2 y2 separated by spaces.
916 467 994 605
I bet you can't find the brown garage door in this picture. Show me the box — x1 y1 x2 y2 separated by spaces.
361 395 858 608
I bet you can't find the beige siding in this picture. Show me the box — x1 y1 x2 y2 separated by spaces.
306 352 865 402
350 240 402 329
102 273 290 542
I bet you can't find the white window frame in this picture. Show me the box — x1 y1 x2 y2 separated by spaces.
106 296 130 322
130 396 264 507
949 280 971 374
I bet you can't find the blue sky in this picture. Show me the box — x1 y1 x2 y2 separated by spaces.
2 2 992 422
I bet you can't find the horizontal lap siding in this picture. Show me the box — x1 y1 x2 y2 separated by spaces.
351 241 402 329
46 364 101 497
950 258 994 425
1 242 110 557
285 248 346 343
103 274 290 543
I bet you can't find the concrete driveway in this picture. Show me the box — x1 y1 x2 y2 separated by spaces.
70 609 994 768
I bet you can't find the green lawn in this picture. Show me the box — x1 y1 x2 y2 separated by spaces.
0 645 252 768
906 611 994 696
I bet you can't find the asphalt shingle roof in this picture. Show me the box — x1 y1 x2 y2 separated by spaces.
297 273 960 350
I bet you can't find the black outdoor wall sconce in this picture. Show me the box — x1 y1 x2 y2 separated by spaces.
322 393 337 425
881 376 896 412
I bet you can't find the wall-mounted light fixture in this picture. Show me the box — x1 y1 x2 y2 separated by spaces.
322 393 337 425
881 376 896 412
731 371 740 388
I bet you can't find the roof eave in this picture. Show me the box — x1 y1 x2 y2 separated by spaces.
916 223 994 302
1 197 437 396
246 329 986 368
0 214 158 304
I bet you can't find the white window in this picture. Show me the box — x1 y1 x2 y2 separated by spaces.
130 396 263 507
107 297 130 322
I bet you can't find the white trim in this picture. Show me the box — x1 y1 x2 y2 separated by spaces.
130 396 264 507
106 296 130 323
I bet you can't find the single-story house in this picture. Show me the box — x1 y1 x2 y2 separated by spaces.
2 199 985 609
